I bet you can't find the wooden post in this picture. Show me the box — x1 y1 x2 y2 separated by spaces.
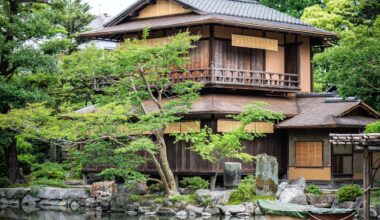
363 146 370 220
49 142 57 162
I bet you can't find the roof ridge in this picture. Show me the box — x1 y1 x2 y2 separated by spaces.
228 0 259 4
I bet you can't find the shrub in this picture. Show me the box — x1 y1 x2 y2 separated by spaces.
149 183 164 192
236 175 256 202
31 162 65 181
31 178 68 188
337 184 363 203
180 176 209 191
0 177 11 188
306 184 322 195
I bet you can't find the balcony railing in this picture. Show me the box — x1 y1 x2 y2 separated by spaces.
168 68 300 91
93 68 300 91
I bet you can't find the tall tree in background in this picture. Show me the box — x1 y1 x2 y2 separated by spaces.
0 0 93 183
260 0 322 18
301 0 380 111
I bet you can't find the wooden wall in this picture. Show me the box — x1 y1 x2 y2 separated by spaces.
136 0 191 19
213 40 264 71
139 124 288 177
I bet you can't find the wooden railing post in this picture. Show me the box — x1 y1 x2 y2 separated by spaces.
211 62 215 83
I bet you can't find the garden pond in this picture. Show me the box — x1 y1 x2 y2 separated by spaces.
0 206 268 220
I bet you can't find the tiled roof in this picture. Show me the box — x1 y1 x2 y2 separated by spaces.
277 97 379 128
176 0 308 26
94 0 335 38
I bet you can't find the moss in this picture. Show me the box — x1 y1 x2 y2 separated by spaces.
170 194 197 205
256 174 277 193
228 191 275 205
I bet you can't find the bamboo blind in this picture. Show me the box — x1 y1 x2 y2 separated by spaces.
295 142 323 167
232 34 278 51
217 119 274 133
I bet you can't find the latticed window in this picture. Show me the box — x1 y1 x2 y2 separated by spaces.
295 142 323 167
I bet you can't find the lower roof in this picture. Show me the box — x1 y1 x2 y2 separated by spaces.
80 14 336 40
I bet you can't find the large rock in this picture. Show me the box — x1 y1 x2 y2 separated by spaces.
110 193 130 211
21 195 40 206
339 201 355 209
218 204 246 215
224 162 242 187
124 181 148 195
157 207 176 216
38 199 67 207
186 204 204 215
276 182 289 198
291 177 306 191
256 154 278 196
307 194 336 208
204 206 220 215
279 187 307 205
0 188 30 200
195 189 233 205
90 181 117 198
36 187 89 200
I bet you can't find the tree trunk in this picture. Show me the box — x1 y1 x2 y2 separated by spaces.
210 161 220 191
156 131 179 196
4 136 24 184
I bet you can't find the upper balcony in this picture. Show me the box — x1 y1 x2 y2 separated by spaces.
168 67 300 92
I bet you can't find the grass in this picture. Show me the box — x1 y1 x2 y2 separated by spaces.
170 194 197 204
371 190 380 207
227 191 275 205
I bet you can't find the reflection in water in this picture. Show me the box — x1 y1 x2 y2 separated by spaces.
0 206 267 220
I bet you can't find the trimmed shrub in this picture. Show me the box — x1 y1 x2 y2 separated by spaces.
31 178 68 188
236 175 256 202
0 177 11 188
337 184 363 203
30 162 67 188
306 184 322 195
180 176 209 191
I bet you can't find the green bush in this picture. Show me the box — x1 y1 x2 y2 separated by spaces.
236 175 256 202
31 178 68 188
306 184 322 195
337 184 363 203
180 176 209 191
31 162 65 181
149 183 164 192
0 177 11 188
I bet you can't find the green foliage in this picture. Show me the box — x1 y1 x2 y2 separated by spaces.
260 0 321 18
0 177 11 188
30 162 65 181
228 193 275 205
301 0 380 111
149 183 164 193
129 194 140 202
31 178 68 188
180 177 209 191
366 121 380 133
170 194 197 204
306 184 322 195
236 175 256 202
337 184 363 203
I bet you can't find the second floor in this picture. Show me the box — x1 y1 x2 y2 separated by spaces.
81 0 336 94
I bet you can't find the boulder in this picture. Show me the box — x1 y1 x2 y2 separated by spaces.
70 201 80 210
256 154 278 196
38 199 67 207
21 195 40 206
176 210 188 217
0 198 19 206
339 201 355 209
126 202 140 211
127 211 138 216
186 204 204 215
276 182 289 198
370 208 378 218
204 206 220 215
255 207 262 215
84 198 97 207
279 187 307 205
90 181 117 198
157 207 176 216
202 212 212 217
244 202 256 215
195 189 233 205
306 194 336 208
291 177 306 191
218 204 246 215
223 162 242 187
36 187 88 200
110 193 130 211
138 206 153 214
0 188 30 200
174 200 187 209
237 212 251 217
125 181 148 195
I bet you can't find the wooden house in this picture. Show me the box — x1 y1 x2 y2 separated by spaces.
80 0 379 183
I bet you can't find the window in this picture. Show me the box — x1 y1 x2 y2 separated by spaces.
295 142 323 167
332 145 353 177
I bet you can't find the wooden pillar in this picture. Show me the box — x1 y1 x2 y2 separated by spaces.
49 142 57 162
363 146 370 220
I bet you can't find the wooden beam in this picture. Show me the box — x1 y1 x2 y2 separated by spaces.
363 146 370 220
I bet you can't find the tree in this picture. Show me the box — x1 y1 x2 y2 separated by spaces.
1 31 202 195
175 102 285 190
0 0 93 183
365 121 380 133
260 0 322 18
301 0 380 111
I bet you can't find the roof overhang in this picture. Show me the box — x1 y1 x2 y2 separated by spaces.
80 14 336 41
